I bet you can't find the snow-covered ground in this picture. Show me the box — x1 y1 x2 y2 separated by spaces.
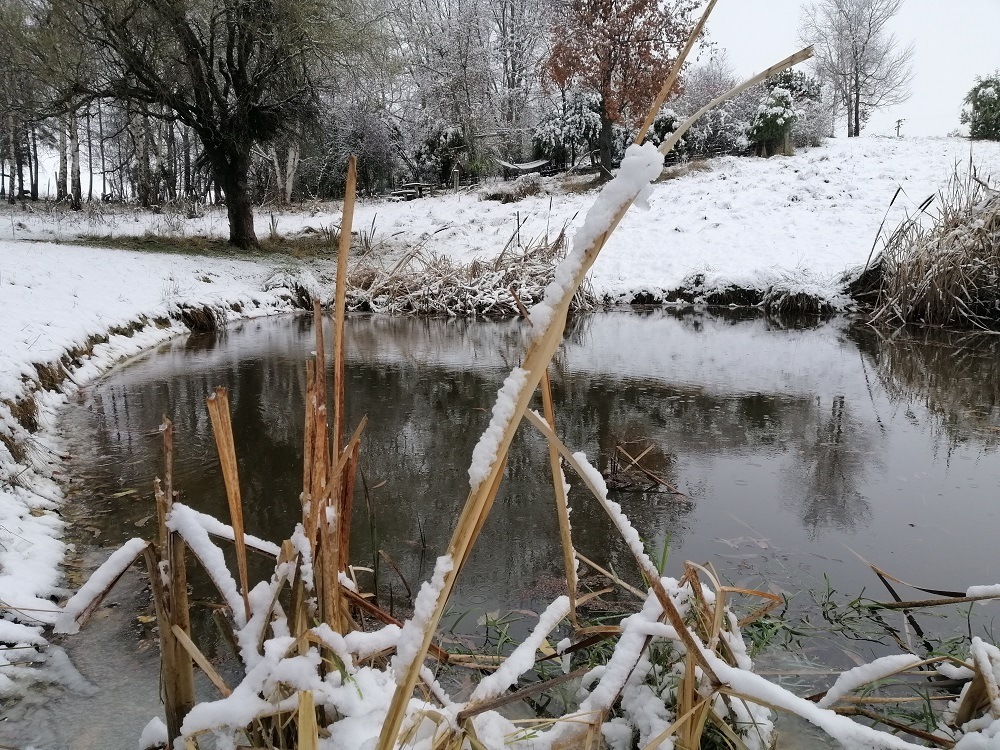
12 136 1000 307
1 135 999 709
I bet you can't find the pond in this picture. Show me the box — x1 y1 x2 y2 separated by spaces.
6 309 1000 749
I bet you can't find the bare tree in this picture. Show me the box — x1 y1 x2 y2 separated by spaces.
800 0 914 137
32 0 365 248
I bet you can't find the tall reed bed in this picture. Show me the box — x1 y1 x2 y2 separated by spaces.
870 166 1000 329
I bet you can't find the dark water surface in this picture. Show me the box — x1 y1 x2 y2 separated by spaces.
8 309 1000 748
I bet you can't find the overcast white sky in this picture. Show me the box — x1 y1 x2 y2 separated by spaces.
704 0 1000 137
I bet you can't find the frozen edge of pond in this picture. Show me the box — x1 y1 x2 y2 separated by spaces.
0 260 316 697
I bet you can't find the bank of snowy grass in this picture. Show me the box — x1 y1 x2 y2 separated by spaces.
0 242 324 695
9 136 1000 310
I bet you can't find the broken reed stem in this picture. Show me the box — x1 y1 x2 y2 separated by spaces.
171 624 232 697
658 46 814 158
634 0 719 144
303 362 316 502
541 369 578 627
298 691 320 750
376 42 815 750
158 419 196 740
338 440 360 574
376 32 701 750
333 155 356 459
334 156 358 574
205 387 252 622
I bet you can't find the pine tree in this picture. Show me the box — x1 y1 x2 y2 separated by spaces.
962 72 1000 141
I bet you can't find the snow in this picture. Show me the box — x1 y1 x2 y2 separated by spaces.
968 585 1000 599
817 653 923 708
138 716 167 750
181 505 281 557
468 367 528 489
391 553 453 682
702 649 927 750
52 537 148 635
166 503 248 628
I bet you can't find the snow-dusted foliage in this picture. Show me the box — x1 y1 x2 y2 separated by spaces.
962 71 1000 141
647 54 755 159
414 122 469 184
532 87 602 167
749 86 798 153
771 69 831 148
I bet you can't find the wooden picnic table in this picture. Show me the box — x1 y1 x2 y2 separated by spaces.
401 182 433 198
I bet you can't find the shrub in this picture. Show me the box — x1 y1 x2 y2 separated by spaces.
414 122 468 184
749 86 797 155
962 72 1000 141
533 87 602 167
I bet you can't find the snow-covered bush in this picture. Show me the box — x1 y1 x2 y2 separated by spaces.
649 55 754 160
480 173 544 203
772 70 830 148
533 87 602 167
962 71 1000 141
414 122 469 184
749 86 798 156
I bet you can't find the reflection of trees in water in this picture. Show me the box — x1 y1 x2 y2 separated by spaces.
784 394 874 536
850 324 1000 451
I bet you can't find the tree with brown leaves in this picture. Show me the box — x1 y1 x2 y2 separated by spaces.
545 0 700 172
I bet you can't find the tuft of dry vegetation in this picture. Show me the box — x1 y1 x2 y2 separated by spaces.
655 158 713 183
870 167 1000 329
347 223 595 316
479 173 545 203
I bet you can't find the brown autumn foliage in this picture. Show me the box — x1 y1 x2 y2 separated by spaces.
545 0 700 170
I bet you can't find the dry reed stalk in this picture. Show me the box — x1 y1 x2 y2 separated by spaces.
337 440 360 574
541 369 578 627
171 624 232 697
205 387 252 622
143 544 188 743
634 0 719 143
297 691 320 750
333 155 357 459
303 362 316 501
156 420 197 740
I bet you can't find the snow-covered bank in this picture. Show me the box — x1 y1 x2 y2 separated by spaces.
0 242 320 694
10 137 1000 308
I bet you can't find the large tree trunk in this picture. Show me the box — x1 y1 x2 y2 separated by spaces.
70 110 82 209
597 108 614 174
57 119 67 201
213 146 258 249
31 127 39 200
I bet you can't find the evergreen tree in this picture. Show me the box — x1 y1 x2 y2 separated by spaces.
962 72 1000 141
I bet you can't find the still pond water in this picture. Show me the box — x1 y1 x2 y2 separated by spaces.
9 309 1000 748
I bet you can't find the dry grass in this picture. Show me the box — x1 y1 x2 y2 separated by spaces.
347 223 595 317
655 158 714 183
871 166 1000 329
479 174 545 203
